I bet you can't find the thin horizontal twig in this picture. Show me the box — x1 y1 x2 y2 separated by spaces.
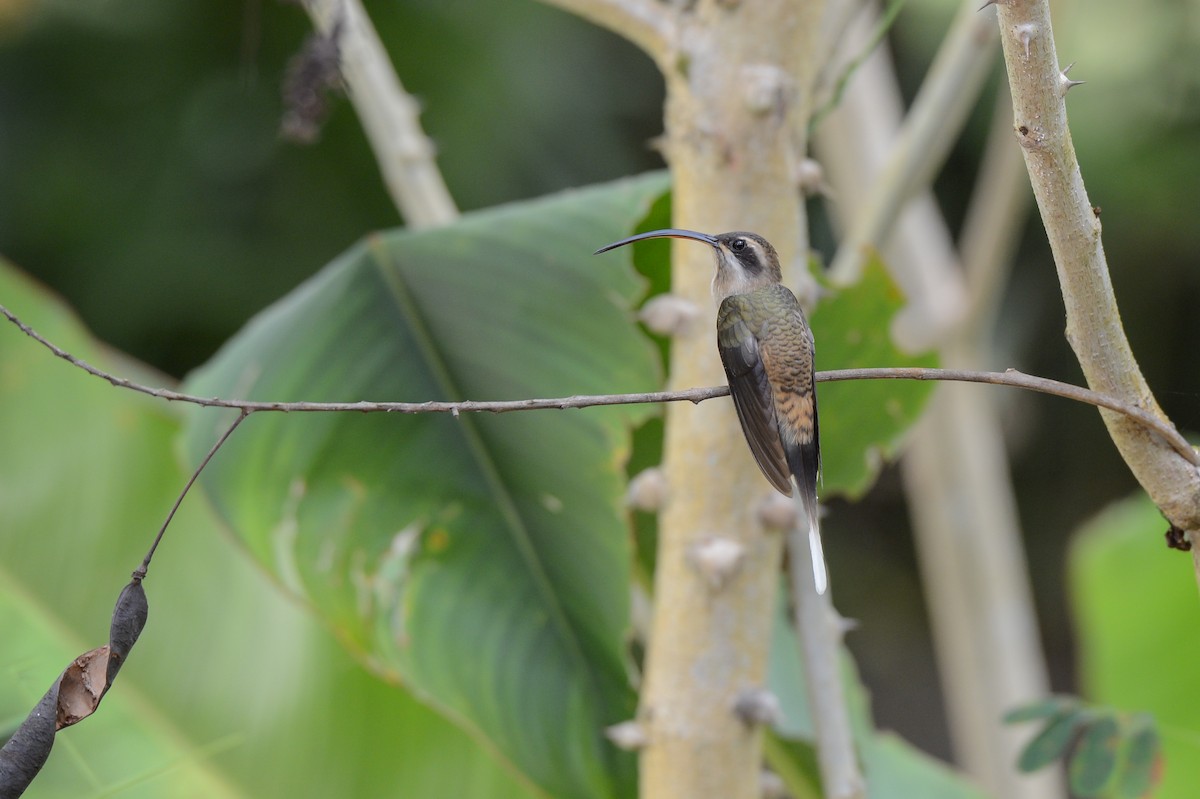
3 302 1195 465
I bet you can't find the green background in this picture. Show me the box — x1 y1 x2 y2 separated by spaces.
3 0 1200 792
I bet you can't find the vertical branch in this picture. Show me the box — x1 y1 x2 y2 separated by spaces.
992 0 1200 540
302 0 458 227
786 503 864 798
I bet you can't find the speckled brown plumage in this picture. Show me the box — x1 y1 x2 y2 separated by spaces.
717 282 819 503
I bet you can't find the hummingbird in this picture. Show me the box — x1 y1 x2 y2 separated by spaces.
596 229 822 583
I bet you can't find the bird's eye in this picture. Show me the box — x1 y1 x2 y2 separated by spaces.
731 238 747 251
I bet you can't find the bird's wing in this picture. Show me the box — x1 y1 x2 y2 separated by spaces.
759 310 820 513
716 298 793 495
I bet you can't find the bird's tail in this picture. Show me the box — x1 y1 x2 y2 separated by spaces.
794 486 827 595
790 440 826 594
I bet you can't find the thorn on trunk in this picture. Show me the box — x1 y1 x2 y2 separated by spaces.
1058 61 1086 96
758 492 797 531
627 468 669 512
734 688 782 728
834 612 860 638
688 537 746 590
1015 23 1038 57
793 158 832 198
760 770 788 798
605 720 648 750
639 294 702 337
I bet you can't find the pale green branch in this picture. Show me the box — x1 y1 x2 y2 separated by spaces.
301 0 458 227
994 0 1200 542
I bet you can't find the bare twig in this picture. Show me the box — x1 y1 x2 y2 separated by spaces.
135 411 249 580
2 302 1193 463
300 0 458 227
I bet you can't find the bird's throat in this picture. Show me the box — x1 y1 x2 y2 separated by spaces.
711 267 761 305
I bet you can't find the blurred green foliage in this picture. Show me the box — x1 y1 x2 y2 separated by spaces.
3 0 1200 784
1071 495 1200 799
0 0 664 371
1004 695 1163 799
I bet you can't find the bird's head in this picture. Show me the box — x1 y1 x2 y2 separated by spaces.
595 228 783 303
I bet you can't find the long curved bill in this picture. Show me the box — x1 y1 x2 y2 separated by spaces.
594 228 719 255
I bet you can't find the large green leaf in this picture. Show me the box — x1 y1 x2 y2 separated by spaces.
0 264 534 797
180 175 667 799
1070 494 1200 799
